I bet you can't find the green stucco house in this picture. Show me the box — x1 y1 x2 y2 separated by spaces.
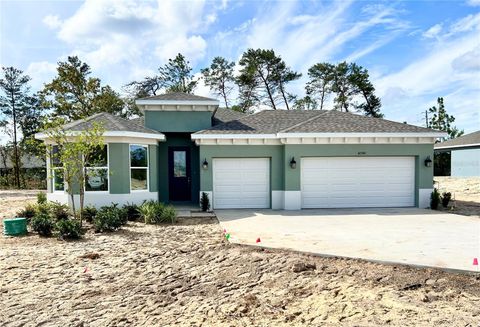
36 93 446 210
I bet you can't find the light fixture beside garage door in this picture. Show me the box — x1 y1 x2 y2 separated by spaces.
290 157 297 169
202 158 209 170
424 156 432 167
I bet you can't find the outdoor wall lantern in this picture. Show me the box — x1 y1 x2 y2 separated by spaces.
290 157 297 169
202 158 209 170
424 156 432 167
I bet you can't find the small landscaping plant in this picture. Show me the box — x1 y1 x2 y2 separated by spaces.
441 192 452 208
139 200 176 224
82 206 97 223
200 192 210 212
123 203 140 221
37 192 47 204
17 203 36 220
30 213 54 237
56 219 83 239
430 188 440 210
93 204 127 232
49 202 70 220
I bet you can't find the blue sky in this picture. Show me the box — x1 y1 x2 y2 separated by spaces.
0 0 479 144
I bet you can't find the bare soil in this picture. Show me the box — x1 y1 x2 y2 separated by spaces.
1 190 480 326
434 177 480 217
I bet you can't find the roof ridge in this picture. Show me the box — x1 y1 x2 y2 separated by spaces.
62 112 103 130
278 110 327 133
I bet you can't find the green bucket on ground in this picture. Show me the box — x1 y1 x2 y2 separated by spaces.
3 218 28 236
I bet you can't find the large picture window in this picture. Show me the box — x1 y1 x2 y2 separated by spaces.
51 145 64 192
130 145 149 191
85 145 109 192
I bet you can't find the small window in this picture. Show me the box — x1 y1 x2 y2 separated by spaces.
173 151 186 177
85 145 109 192
51 145 64 192
130 145 149 191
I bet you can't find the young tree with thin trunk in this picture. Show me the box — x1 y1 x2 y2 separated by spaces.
201 57 235 109
43 119 105 224
0 67 31 188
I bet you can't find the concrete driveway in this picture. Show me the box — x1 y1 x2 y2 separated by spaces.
216 208 480 272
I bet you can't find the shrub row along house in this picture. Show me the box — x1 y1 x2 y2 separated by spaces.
36 93 446 210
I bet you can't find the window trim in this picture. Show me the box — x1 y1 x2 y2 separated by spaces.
129 144 149 192
52 167 65 193
84 144 110 193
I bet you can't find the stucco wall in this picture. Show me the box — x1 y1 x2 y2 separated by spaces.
199 143 434 209
451 147 480 177
144 111 212 132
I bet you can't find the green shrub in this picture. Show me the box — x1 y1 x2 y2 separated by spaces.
162 205 176 223
17 203 36 219
82 206 97 223
37 192 47 204
56 219 83 239
35 202 52 216
200 192 210 212
30 213 54 237
139 200 176 224
430 188 440 210
441 192 452 208
123 203 140 221
93 204 125 232
49 202 70 220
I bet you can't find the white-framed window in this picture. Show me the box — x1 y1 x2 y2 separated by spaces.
85 145 109 192
51 145 64 192
130 144 149 191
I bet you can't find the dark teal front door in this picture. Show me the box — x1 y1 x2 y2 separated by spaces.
168 147 191 201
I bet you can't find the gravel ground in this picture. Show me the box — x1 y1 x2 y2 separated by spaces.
434 177 480 217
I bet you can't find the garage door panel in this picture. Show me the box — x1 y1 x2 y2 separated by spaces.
213 158 270 209
301 157 415 208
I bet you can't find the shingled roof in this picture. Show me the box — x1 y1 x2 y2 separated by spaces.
137 92 218 102
194 110 442 135
434 130 480 150
61 113 162 134
36 113 164 140
212 108 247 125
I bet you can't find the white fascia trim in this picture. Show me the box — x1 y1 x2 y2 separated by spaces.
276 132 448 138
35 131 165 141
434 143 480 150
135 99 219 106
191 132 447 140
191 133 277 140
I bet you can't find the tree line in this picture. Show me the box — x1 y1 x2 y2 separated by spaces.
0 48 462 188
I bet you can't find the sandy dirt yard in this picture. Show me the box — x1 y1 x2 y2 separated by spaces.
434 177 480 217
0 192 479 326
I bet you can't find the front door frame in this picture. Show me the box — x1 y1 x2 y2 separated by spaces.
168 146 191 202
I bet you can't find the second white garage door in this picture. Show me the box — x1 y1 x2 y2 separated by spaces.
301 157 415 208
213 158 270 209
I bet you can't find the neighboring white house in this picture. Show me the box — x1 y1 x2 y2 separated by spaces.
434 131 480 177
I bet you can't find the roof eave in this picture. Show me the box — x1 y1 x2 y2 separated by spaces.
35 131 165 141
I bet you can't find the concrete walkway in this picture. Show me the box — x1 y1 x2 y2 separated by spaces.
216 208 480 272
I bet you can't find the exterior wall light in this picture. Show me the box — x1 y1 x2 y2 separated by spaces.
290 157 297 169
424 156 432 167
202 158 209 170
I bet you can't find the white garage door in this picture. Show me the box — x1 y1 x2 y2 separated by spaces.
301 157 415 208
213 158 270 209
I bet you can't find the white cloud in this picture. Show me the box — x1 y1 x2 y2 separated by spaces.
51 0 216 83
467 0 480 6
376 13 480 132
423 23 442 38
42 15 62 29
25 61 57 90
